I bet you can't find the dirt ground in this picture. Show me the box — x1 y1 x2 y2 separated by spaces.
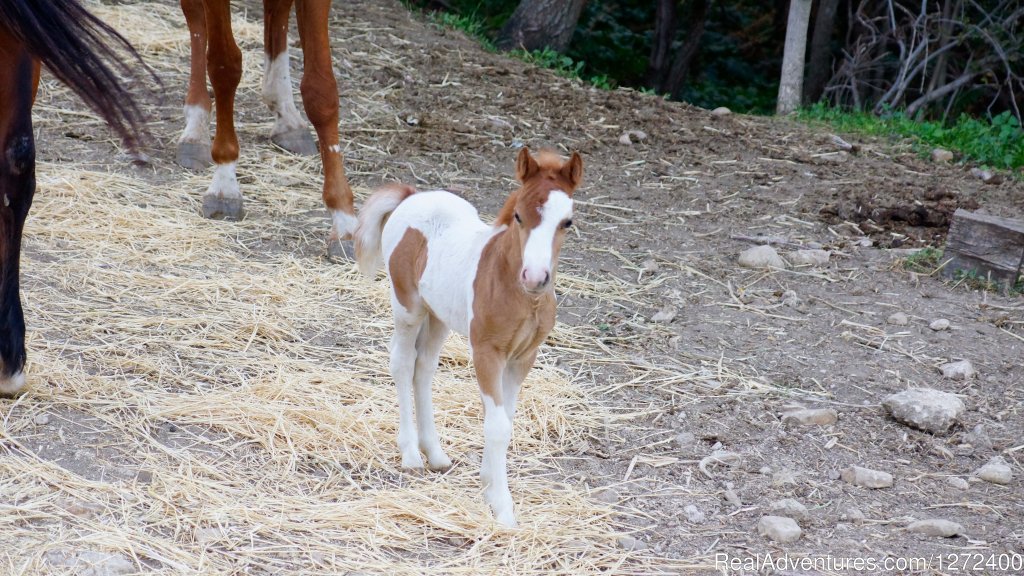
4 0 1022 573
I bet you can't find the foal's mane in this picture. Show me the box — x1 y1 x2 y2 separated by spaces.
494 151 574 227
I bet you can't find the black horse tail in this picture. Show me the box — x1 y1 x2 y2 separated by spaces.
0 0 154 146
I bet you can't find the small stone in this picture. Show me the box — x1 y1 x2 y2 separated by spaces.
757 515 802 543
781 408 838 426
845 507 866 523
907 519 963 538
33 413 51 425
738 245 788 269
641 258 659 273
651 306 677 323
616 535 647 551
929 318 951 331
931 148 954 163
618 130 647 145
887 312 909 326
946 476 969 490
975 456 1013 485
674 431 697 451
770 498 809 521
596 489 618 504
45 550 135 576
759 466 773 475
970 167 1002 184
963 424 993 450
856 237 874 247
787 249 830 267
773 468 799 486
882 388 965 434
940 360 977 380
723 488 742 507
710 106 732 117
841 465 893 488
683 504 706 524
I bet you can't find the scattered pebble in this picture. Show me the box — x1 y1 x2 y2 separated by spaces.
595 489 618 504
975 456 1013 485
674 431 697 451
723 488 742 508
45 550 135 576
773 468 799 486
882 388 965 434
618 130 647 145
931 148 954 163
683 504 706 524
788 249 830 266
855 237 873 247
970 167 1002 184
844 507 866 523
887 312 909 326
33 413 50 425
940 359 977 380
841 465 893 488
616 535 647 551
770 498 809 521
907 519 963 538
759 466 773 475
641 258 660 273
946 476 969 490
929 318 951 331
738 245 788 269
781 407 838 426
710 106 732 117
698 450 742 478
757 515 802 543
963 424 993 450
651 306 677 323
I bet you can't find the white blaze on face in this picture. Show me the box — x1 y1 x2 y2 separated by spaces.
521 190 572 291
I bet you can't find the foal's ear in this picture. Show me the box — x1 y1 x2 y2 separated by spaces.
561 152 583 192
516 147 539 182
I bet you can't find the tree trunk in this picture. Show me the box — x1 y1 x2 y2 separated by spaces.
645 0 678 92
664 0 711 101
496 0 588 53
776 0 813 114
803 0 841 104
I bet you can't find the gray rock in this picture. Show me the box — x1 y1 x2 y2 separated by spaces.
940 360 977 380
841 465 893 488
931 148 955 163
970 167 1002 184
975 456 1013 485
596 489 618 504
651 306 677 323
616 535 647 551
907 519 963 537
757 515 802 543
887 312 909 326
788 249 830 266
33 413 50 425
844 507 866 524
641 258 660 273
946 476 969 490
683 504 706 524
618 130 647 145
738 245 788 269
929 318 951 331
882 388 965 434
45 550 135 576
711 106 732 117
782 408 838 426
674 431 697 451
963 424 993 450
770 498 809 521
723 488 742 507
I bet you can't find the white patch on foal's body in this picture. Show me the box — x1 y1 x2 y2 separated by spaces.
261 52 307 137
0 371 26 396
381 190 503 336
206 162 241 200
521 190 573 286
179 104 210 144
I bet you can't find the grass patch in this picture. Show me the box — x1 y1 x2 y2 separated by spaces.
902 247 1023 295
799 103 1024 170
903 246 944 273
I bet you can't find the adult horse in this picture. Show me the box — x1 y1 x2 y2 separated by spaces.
177 0 356 246
0 0 147 397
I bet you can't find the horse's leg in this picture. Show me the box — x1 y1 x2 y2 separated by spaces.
390 301 426 470
201 0 244 220
262 0 316 155
474 347 516 527
501 352 536 421
412 314 452 471
294 0 356 249
177 0 213 170
0 41 38 397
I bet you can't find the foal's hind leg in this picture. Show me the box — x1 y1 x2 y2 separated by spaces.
413 314 452 470
262 0 316 155
390 303 426 469
177 0 213 170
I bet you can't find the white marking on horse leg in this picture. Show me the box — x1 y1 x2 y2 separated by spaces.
413 318 452 470
0 371 26 396
501 359 531 421
262 51 307 137
391 306 424 469
481 394 516 527
521 190 573 290
179 104 210 144
331 210 358 241
206 162 241 200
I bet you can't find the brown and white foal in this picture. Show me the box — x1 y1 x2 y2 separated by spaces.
355 148 582 526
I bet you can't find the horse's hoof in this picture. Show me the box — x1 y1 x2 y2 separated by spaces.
202 193 245 221
0 371 27 398
327 237 354 262
177 142 213 170
271 129 318 156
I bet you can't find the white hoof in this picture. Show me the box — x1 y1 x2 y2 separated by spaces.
401 449 425 470
425 448 452 471
0 371 27 397
494 508 517 528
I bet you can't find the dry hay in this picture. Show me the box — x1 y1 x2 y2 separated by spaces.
0 2 772 573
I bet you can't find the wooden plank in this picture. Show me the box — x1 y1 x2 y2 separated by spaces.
941 209 1024 292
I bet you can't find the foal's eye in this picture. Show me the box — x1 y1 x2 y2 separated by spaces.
514 212 522 224
562 219 573 229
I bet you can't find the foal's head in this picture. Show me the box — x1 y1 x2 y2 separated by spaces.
496 148 583 294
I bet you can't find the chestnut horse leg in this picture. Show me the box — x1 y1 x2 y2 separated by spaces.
177 0 213 170
0 38 38 397
262 0 316 155
295 0 356 245
201 0 245 220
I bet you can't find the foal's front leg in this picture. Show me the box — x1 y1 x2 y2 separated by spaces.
474 347 516 527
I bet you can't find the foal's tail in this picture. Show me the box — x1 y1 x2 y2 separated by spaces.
0 0 153 146
354 184 417 278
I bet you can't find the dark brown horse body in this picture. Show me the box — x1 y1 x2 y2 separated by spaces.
0 0 146 396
